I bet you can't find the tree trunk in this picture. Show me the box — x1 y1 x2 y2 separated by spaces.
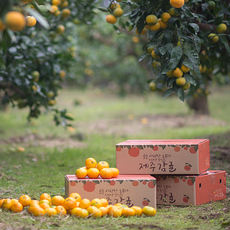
187 95 210 115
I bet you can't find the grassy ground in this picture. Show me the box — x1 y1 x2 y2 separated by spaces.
0 86 230 230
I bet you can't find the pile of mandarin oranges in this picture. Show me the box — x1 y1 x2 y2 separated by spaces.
0 193 156 218
75 157 120 179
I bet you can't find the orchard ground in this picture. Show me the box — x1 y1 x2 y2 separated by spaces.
0 86 230 230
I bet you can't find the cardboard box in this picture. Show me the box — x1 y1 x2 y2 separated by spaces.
154 170 226 206
116 139 210 174
65 174 156 209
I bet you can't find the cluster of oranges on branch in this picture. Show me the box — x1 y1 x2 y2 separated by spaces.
0 193 156 218
106 1 123 25
75 157 119 179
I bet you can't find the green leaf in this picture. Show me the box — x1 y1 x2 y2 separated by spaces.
137 53 150 62
168 46 183 70
201 2 209 11
193 35 201 52
163 88 174 98
219 36 230 55
184 74 197 85
136 12 147 35
167 78 176 87
188 23 199 34
215 14 224 25
159 46 167 55
97 7 109 12
27 8 50 30
0 57 5 69
177 87 185 102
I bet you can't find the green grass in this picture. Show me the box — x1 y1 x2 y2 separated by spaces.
0 86 230 229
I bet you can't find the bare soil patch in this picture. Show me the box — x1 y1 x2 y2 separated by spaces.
78 114 227 135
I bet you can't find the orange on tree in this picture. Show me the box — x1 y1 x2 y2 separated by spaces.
50 5 58 14
26 16 37 27
181 64 190 73
145 15 158 25
151 50 158 59
0 20 6 31
176 77 186 87
61 1 69 8
149 22 160 31
75 167 88 178
168 7 179 16
51 195 65 206
62 8 71 18
149 82 157 91
152 61 161 68
170 0 185 8
100 168 113 179
85 157 97 168
52 0 61 6
161 12 171 23
173 67 183 77
48 99 57 106
158 19 167 29
5 11 26 32
113 8 123 17
106 15 117 24
142 206 156 216
216 23 227 34
56 25 65 34
59 70 66 78
135 27 147 35
208 33 219 43
87 167 100 178
19 195 31 207
183 82 190 90
110 3 121 11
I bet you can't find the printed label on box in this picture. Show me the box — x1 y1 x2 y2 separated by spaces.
65 174 156 209
116 139 210 174
154 170 226 206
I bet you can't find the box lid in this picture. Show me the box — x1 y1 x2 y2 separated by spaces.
116 139 209 146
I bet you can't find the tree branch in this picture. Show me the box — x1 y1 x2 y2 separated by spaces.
0 82 26 97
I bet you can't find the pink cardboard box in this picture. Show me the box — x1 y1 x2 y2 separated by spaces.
65 174 156 208
155 170 226 206
116 139 210 174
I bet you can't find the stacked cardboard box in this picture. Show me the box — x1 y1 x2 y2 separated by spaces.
65 139 226 208
116 139 226 206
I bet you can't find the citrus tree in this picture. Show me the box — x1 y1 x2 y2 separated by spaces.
0 0 97 125
65 11 150 96
102 0 230 114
